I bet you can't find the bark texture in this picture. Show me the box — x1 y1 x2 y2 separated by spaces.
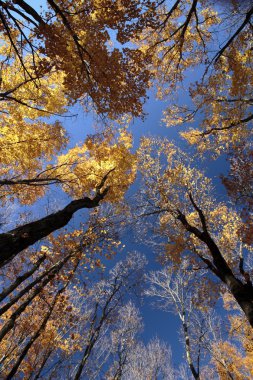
0 187 108 267
177 204 253 328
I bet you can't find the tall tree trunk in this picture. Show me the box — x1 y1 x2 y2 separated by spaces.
5 285 64 380
182 315 200 380
33 349 53 380
0 187 108 267
177 209 253 328
0 253 71 317
74 280 120 380
0 254 46 303
0 253 71 342
199 233 253 327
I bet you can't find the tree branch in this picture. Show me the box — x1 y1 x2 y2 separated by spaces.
214 6 253 62
188 193 208 233
200 114 253 136
0 171 113 267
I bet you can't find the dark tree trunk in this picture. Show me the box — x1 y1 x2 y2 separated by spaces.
5 285 63 380
0 253 71 342
33 349 53 380
74 280 120 380
177 209 253 328
0 188 108 267
0 254 46 303
199 233 253 328
0 253 71 317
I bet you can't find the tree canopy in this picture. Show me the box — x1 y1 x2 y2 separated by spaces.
0 0 252 378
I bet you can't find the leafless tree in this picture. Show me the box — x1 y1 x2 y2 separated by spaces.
122 337 175 380
145 263 217 380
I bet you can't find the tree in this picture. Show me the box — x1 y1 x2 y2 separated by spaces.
121 338 175 380
145 258 253 379
0 34 70 205
0 130 136 266
145 262 216 380
0 0 252 377
0 5 145 375
72 252 146 380
0 0 153 118
0 0 149 257
104 301 143 380
0 248 147 378
137 0 252 155
136 137 253 326
210 292 253 379
221 142 253 245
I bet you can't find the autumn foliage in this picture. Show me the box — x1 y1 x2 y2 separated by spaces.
0 0 252 378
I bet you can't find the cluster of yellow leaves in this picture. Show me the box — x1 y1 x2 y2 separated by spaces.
208 206 243 264
138 137 246 266
56 129 137 202
211 293 253 379
0 35 70 204
0 33 136 206
212 340 253 380
37 0 154 117
169 31 252 155
0 120 67 204
0 33 68 116
134 1 253 158
136 0 220 95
